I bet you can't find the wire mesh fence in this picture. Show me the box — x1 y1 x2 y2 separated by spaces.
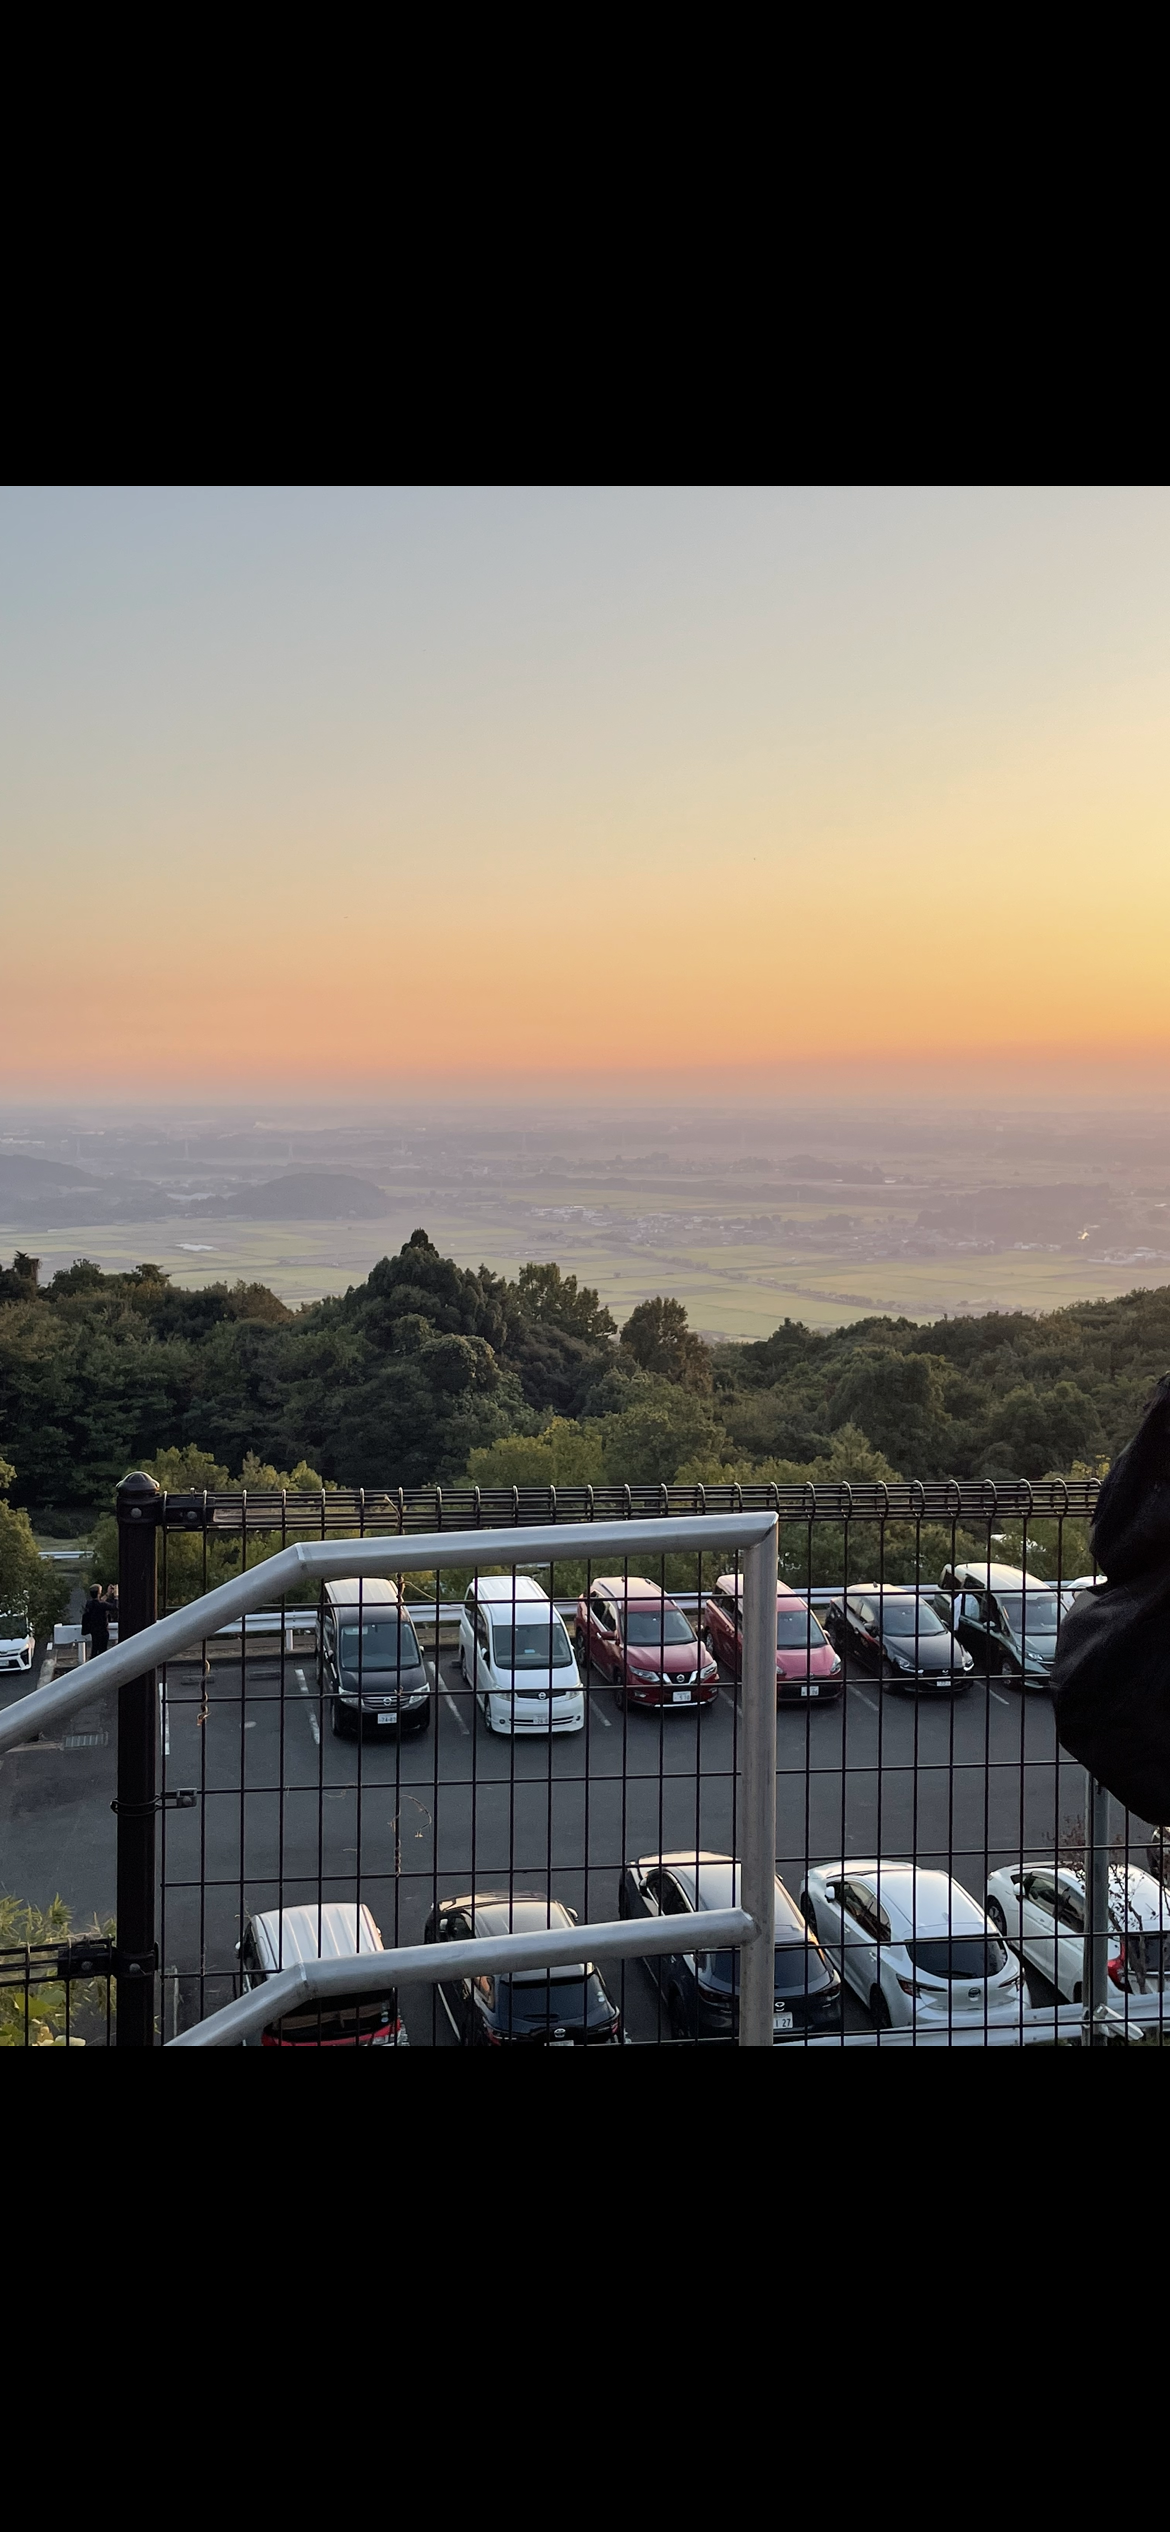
0 1934 114 2048
7 1474 1168 2045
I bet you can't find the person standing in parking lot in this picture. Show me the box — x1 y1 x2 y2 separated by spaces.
81 1586 109 1658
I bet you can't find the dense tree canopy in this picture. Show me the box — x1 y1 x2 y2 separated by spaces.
1 1231 1168 1515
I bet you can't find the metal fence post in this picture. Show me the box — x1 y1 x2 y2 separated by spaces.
1082 1769 1112 2045
116 1472 162 2047
738 1519 779 2049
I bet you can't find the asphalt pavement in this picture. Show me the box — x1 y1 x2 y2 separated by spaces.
0 1638 1115 2041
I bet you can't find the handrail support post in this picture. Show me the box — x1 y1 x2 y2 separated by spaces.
738 1520 779 2047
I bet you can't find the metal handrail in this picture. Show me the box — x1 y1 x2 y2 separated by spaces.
167 1908 757 2047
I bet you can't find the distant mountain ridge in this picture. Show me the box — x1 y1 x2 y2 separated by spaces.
0 1155 103 1191
188 1170 390 1220
0 1156 390 1225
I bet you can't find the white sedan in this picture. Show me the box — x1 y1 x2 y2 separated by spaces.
801 1859 1025 2029
985 1859 1170 2001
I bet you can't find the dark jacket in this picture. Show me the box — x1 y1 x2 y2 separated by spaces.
81 1595 109 1655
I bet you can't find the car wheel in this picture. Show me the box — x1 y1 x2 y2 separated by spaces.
986 1897 1008 1936
330 1699 347 1738
480 1695 493 1734
459 1647 467 1682
801 1894 818 1936
870 1983 892 2030
1072 1980 1082 2004
614 1678 626 1710
410 1704 431 1733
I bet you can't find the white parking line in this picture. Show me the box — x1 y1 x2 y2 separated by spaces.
588 1696 613 1729
989 1688 1010 1707
294 1665 320 1745
429 1656 471 1736
850 1687 880 1713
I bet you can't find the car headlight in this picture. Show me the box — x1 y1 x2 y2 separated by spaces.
829 1656 842 1675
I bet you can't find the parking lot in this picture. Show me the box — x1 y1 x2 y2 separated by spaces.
0 1625 1102 2039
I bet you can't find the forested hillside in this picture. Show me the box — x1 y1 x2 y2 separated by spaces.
1 1230 1169 1511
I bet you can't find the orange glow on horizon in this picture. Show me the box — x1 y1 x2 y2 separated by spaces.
3 484 1169 1103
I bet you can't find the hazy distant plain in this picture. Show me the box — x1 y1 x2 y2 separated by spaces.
5 1180 1170 1334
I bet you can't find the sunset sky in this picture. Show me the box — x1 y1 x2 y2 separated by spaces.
3 483 1170 1104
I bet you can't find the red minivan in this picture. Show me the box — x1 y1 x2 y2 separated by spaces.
703 1575 843 1702
576 1577 720 1710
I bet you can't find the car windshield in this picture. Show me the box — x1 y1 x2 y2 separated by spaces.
623 1608 693 1644
339 1619 420 1668
497 1972 609 2026
879 1601 947 1637
0 1610 27 1634
998 1595 1062 1635
776 1607 827 1649
904 1936 1008 1980
699 1944 835 1997
491 1617 574 1671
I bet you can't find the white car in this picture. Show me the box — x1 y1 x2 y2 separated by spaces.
801 1859 1025 2029
985 1859 1170 2001
0 1609 34 1674
459 1575 585 1736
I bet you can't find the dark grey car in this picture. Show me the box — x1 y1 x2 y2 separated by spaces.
618 1851 841 2042
941 1563 1070 1689
825 1587 973 1692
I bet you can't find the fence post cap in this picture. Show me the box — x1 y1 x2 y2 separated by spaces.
116 1471 163 1521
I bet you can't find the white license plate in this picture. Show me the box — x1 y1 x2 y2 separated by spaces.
773 2012 794 2032
801 1685 819 1697
377 1713 395 1725
672 1690 693 1703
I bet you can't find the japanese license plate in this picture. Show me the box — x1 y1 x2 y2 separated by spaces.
801 1684 819 1697
377 1712 395 1725
672 1689 693 1703
773 2011 794 2032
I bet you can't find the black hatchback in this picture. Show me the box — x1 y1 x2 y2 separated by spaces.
825 1587 973 1691
618 1851 841 2042
424 1894 624 2045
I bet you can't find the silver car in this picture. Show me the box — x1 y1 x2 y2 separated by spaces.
985 1859 1170 2001
802 1859 1025 2029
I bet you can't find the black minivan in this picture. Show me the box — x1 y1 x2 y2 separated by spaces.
321 1576 431 1736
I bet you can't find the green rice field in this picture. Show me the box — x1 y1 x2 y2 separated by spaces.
5 1185 1169 1336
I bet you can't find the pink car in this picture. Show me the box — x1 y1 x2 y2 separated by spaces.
703 1575 843 1702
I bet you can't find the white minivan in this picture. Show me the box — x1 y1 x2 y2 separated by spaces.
458 1575 585 1736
